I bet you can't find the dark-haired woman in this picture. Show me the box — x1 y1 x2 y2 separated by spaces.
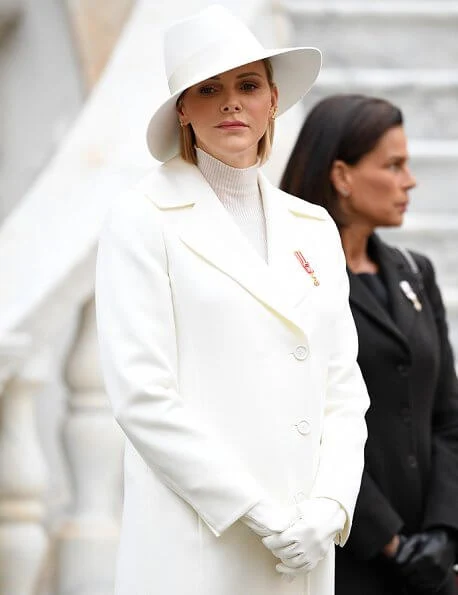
281 94 458 595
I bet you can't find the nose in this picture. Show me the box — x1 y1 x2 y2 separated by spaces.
220 91 242 113
403 166 417 191
221 103 242 113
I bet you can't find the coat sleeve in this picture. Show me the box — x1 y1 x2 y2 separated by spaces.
342 469 404 559
310 221 370 545
415 255 458 534
95 190 265 537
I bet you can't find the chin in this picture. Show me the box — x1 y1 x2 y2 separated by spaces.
376 216 404 229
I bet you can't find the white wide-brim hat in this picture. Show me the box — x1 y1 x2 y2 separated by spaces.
147 4 322 162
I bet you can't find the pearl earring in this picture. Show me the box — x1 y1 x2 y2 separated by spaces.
340 188 350 197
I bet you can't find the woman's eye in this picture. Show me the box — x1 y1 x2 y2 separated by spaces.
241 82 258 91
199 85 217 95
388 163 402 172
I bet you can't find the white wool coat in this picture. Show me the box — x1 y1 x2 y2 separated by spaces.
95 156 369 595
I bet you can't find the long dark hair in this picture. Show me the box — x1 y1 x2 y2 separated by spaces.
280 94 403 225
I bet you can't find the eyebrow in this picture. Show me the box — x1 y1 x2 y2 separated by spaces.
206 72 264 81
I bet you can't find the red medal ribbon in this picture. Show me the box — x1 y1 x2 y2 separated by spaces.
294 251 320 286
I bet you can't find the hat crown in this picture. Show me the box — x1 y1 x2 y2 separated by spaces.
163 5 263 94
147 4 321 161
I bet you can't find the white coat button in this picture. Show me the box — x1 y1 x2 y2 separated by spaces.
296 420 311 436
294 491 306 504
293 345 309 361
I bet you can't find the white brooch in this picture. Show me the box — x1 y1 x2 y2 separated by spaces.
399 280 422 312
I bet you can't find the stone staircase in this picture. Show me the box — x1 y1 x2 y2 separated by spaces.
282 0 458 355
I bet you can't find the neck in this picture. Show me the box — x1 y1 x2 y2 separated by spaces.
340 223 378 273
195 147 259 199
196 142 258 169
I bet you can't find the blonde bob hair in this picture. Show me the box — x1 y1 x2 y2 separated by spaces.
177 59 276 166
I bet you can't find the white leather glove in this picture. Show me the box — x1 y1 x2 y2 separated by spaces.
241 499 296 537
262 498 346 576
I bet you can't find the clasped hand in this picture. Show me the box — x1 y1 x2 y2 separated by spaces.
262 498 345 577
391 528 456 592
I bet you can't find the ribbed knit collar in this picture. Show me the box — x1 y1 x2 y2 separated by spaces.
196 147 259 201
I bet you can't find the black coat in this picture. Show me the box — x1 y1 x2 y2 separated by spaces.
335 235 458 595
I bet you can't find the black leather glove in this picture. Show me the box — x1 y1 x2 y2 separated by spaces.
392 529 455 593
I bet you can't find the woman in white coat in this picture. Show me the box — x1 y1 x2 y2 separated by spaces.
95 5 369 595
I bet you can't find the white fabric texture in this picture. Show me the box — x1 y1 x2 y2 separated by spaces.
95 156 369 595
196 148 268 261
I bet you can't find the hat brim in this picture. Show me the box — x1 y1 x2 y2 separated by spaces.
146 46 321 162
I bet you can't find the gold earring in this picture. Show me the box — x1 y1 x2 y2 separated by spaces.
270 106 278 120
179 119 186 127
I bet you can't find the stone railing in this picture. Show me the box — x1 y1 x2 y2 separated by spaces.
0 333 49 595
0 313 124 595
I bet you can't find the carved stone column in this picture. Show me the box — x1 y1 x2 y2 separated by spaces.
0 335 50 595
65 0 135 89
55 297 124 595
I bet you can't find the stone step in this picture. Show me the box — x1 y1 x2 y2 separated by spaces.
284 1 458 70
408 141 458 213
379 215 458 289
302 69 458 139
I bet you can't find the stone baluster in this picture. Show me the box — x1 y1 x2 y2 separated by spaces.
0 334 50 595
55 297 124 595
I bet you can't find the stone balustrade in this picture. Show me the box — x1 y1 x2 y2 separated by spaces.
55 298 124 595
0 334 49 595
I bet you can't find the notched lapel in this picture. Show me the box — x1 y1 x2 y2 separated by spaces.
380 245 420 342
260 175 326 309
349 235 421 354
155 159 309 334
349 272 409 352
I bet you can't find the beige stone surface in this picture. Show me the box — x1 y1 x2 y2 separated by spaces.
66 0 135 89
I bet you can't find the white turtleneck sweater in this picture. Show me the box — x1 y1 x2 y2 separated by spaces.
196 148 268 261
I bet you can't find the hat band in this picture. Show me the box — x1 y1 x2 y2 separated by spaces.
167 36 266 96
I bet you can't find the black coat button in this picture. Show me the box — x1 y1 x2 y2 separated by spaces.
401 408 411 424
407 455 418 468
397 364 409 376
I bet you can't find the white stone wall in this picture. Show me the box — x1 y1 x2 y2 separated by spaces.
0 0 83 220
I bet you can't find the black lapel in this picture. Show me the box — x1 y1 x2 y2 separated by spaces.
373 234 422 342
349 269 410 353
348 234 418 354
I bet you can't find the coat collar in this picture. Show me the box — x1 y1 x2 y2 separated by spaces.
140 156 328 335
348 234 421 353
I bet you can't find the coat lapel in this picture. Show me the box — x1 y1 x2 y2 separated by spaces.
260 174 327 309
349 270 409 352
348 234 420 353
145 157 324 335
375 236 420 342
